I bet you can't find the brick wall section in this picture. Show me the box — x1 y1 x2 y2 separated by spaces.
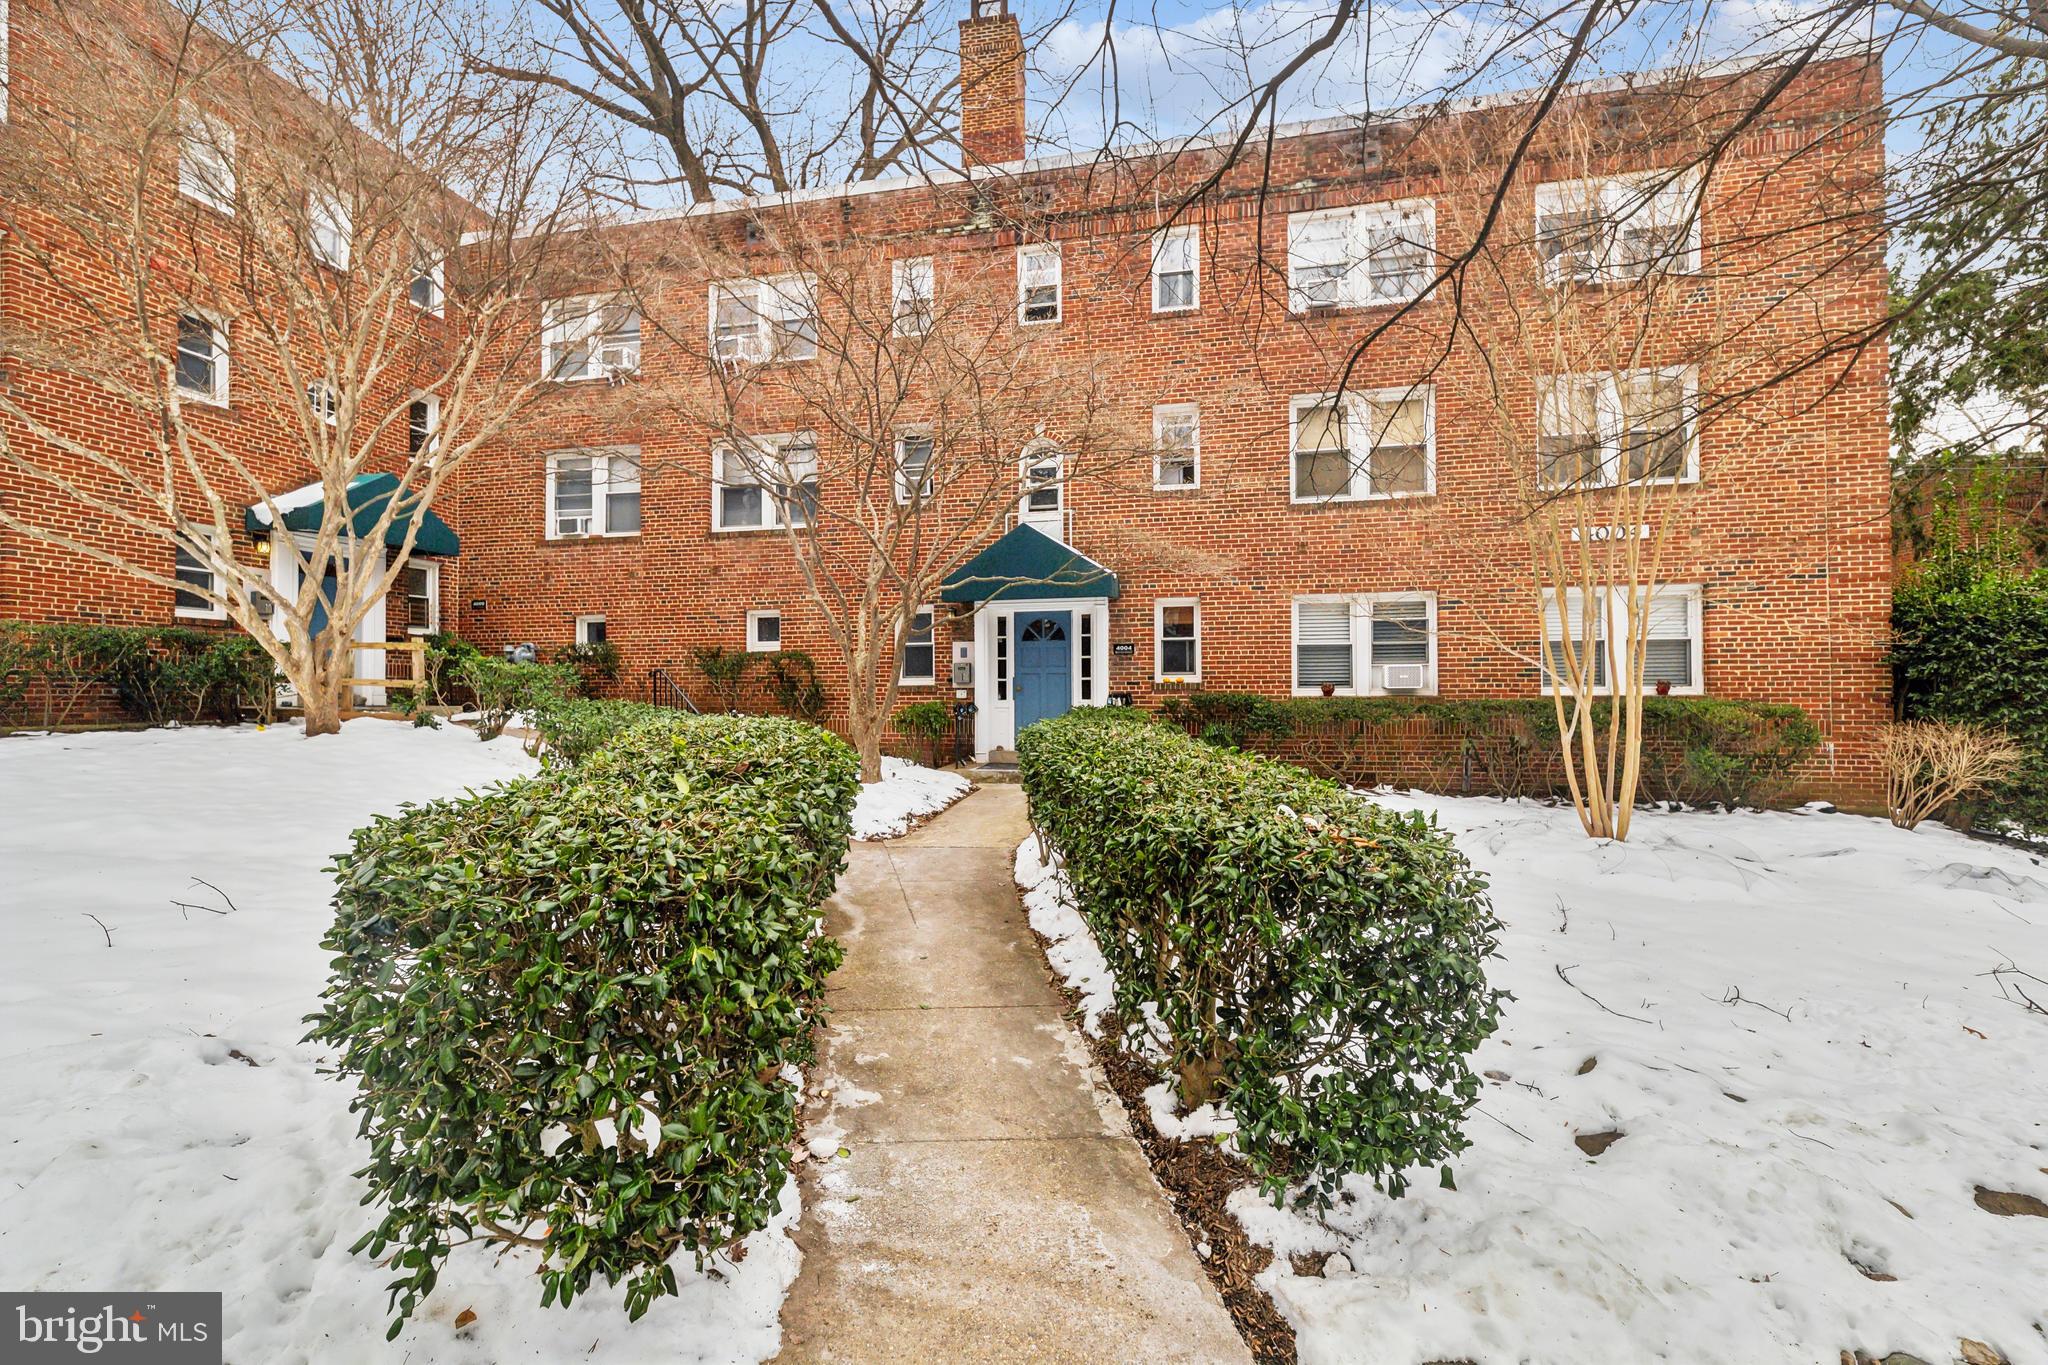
0 0 462 664
451 55 1892 803
958 8 1027 168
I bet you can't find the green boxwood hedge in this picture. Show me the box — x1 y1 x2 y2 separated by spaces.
1161 691 1820 809
1018 707 1503 1208
305 712 858 1333
529 696 670 767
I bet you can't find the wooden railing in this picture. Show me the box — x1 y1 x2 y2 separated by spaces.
347 639 428 693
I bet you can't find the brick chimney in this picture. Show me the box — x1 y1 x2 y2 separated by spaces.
959 0 1026 167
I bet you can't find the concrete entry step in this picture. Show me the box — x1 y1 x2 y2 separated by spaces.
774 785 1247 1365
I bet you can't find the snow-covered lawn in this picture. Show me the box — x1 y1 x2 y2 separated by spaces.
850 756 970 840
0 722 800 1364
1025 795 2048 1365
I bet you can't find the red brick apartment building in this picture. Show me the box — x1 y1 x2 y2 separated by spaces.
0 0 464 689
2 0 1893 797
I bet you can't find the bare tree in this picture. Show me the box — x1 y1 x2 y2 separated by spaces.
1438 90 1881 838
471 0 1052 202
603 222 1154 780
0 0 603 734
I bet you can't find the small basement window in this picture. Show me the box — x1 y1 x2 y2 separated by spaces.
747 609 782 653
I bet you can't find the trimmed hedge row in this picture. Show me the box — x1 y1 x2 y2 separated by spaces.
1018 707 1503 1207
305 712 858 1332
529 696 671 767
1159 691 1821 808
1 620 279 728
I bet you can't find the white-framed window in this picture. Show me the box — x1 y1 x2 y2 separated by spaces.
1538 367 1696 489
576 614 607 645
1291 386 1433 502
407 394 440 458
1534 169 1702 284
178 106 236 213
1153 404 1200 490
1018 244 1061 324
900 605 936 684
543 295 641 381
309 184 351 270
1020 445 1063 519
306 381 340 426
714 433 818 532
1541 585 1702 695
409 255 445 314
1152 225 1199 312
1292 593 1437 695
174 313 228 405
172 529 227 620
1287 199 1435 310
1155 598 1200 682
546 447 642 538
400 560 439 633
893 257 935 336
746 609 782 653
710 274 818 363
895 429 934 505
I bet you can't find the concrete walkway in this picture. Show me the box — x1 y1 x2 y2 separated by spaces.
775 785 1249 1365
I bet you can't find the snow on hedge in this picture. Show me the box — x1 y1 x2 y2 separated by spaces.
1240 793 2048 1365
851 757 969 840
0 722 800 1363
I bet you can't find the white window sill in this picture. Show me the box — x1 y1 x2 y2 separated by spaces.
1151 304 1199 315
1157 675 1201 685
713 523 791 535
179 190 235 216
1153 481 1201 492
1289 488 1435 505
406 625 435 636
175 607 228 622
898 677 937 688
1018 316 1061 327
545 531 639 542
177 388 229 409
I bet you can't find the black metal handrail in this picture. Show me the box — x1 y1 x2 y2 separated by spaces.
648 667 701 713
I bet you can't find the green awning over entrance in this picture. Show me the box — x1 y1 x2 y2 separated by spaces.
244 473 459 557
940 523 1118 603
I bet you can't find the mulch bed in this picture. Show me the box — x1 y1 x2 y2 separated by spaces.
1024 925 1299 1365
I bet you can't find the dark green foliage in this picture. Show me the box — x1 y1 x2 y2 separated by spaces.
554 639 623 696
1157 690 1294 748
530 697 668 767
693 645 753 712
893 698 952 767
1893 559 2048 836
1018 707 1503 1209
764 650 827 721
1159 691 1819 808
422 632 482 706
455 656 577 741
0 621 280 727
306 713 858 1334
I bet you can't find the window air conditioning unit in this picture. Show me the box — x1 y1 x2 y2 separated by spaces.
1381 663 1427 692
557 516 591 537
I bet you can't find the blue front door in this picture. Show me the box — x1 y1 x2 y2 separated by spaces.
1014 612 1073 735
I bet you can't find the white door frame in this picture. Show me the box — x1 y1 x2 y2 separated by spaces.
268 531 386 708
971 595 1109 758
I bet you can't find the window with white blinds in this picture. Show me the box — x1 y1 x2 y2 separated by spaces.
1294 594 1437 693
1541 586 1701 693
1294 600 1354 689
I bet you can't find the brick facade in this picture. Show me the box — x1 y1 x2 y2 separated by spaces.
2 0 1893 805
451 55 1892 801
0 0 465 705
